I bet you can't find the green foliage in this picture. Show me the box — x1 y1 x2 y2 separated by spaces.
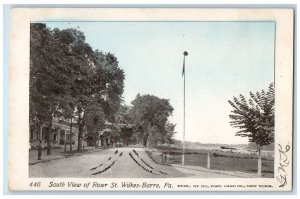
30 23 125 151
228 83 275 147
84 103 105 143
110 105 134 145
94 51 125 121
30 23 59 124
130 94 176 146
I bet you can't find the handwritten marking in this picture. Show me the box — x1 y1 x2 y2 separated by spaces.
276 144 290 187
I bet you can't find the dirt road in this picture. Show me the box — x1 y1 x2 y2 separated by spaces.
29 147 252 178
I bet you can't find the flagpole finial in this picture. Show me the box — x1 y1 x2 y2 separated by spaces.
183 51 188 56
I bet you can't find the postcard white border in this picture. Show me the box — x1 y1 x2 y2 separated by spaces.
8 8 294 191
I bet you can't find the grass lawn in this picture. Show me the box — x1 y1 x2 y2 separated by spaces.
150 147 274 177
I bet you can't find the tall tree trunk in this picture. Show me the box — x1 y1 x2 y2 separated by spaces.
69 118 73 152
143 133 149 147
46 118 53 155
257 144 262 177
77 122 83 151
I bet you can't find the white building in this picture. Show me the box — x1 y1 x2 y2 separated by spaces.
29 118 80 149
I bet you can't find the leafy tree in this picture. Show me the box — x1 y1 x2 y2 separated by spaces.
30 24 50 126
115 105 135 145
30 23 125 154
55 28 96 151
93 51 125 122
228 83 275 176
84 102 105 146
30 23 72 155
74 51 124 150
147 122 176 146
163 122 177 144
130 94 174 147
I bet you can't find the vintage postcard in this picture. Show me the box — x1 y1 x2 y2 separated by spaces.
8 8 294 191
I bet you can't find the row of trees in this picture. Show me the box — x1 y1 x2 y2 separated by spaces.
30 23 125 154
30 23 274 176
129 94 176 146
30 23 176 155
114 94 176 147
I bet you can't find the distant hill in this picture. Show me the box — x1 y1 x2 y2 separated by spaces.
171 139 248 150
247 142 274 151
171 139 274 151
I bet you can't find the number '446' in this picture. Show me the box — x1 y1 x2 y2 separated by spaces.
29 182 41 187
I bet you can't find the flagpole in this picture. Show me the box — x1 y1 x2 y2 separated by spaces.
182 51 188 166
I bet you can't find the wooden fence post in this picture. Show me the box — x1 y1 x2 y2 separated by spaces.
161 154 164 163
207 151 210 169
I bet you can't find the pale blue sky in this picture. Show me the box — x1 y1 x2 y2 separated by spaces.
45 21 275 144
